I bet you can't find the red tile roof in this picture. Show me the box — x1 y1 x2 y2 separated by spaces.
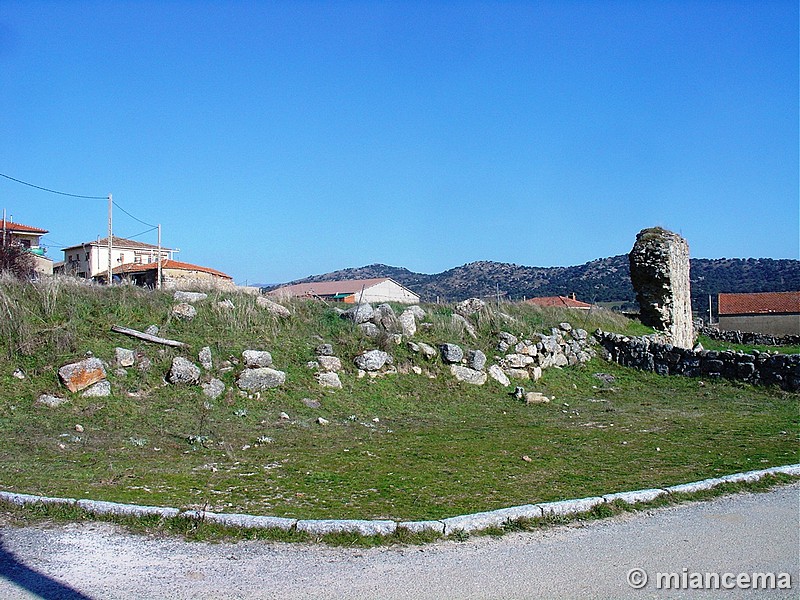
113 259 231 279
526 295 592 309
0 220 47 234
269 278 393 298
718 292 800 315
63 236 174 251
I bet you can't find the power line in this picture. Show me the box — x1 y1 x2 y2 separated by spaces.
112 200 157 228
121 226 159 241
2 170 158 229
40 235 73 248
0 172 107 200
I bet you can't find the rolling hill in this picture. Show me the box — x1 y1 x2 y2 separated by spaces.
273 256 800 317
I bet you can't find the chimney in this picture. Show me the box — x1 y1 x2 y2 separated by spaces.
571 292 576 301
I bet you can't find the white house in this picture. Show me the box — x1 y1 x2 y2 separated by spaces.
269 277 420 305
60 236 177 280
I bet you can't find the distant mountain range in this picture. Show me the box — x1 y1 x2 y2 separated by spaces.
269 256 800 317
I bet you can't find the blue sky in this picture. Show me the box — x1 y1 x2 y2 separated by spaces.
1 1 797 285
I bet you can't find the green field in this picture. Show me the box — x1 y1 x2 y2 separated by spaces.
0 276 797 522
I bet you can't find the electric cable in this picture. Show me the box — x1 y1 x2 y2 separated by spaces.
0 172 107 200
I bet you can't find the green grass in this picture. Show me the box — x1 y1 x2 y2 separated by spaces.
0 276 797 524
697 334 800 355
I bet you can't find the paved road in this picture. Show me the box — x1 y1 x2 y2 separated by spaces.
1 484 798 599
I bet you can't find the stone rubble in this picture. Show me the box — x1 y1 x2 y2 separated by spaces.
173 291 207 303
58 357 107 393
167 357 201 385
171 302 197 320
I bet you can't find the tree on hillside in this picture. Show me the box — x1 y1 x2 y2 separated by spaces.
0 240 35 279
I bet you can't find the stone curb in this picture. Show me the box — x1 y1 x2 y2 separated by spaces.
182 510 297 531
1 464 797 538
75 499 180 519
296 519 396 537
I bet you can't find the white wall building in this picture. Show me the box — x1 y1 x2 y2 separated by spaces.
269 277 420 305
61 236 176 280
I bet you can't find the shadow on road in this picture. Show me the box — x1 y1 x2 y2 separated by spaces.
0 535 94 600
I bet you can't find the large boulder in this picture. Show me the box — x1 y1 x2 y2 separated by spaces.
168 357 201 384
316 371 343 389
114 347 135 368
37 394 69 407
242 350 273 368
503 354 535 369
173 291 207 303
315 344 334 356
317 355 342 372
417 342 438 360
202 378 225 400
467 350 487 371
629 227 694 349
406 305 426 320
237 367 286 391
342 303 374 324
450 364 487 385
354 350 391 372
81 380 112 397
488 364 511 387
199 346 213 370
398 309 417 337
455 298 486 316
256 296 291 318
372 304 400 332
58 357 107 392
172 303 197 320
358 322 381 338
439 343 464 364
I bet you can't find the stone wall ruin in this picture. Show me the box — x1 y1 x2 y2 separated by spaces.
629 227 695 349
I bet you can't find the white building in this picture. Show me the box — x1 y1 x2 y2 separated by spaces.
60 236 177 280
269 277 420 305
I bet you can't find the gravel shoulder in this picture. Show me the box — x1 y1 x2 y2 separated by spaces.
1 483 798 599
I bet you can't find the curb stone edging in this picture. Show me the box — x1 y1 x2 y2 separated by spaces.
183 510 297 531
296 519 397 536
1 464 798 538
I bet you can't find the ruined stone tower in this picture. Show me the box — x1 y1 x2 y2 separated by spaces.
629 227 695 349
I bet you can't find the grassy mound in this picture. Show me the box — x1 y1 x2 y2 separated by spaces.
0 276 797 521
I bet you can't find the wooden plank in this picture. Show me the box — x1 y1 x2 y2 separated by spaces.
111 325 186 347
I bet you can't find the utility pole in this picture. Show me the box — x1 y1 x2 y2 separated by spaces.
107 194 113 285
157 224 162 290
708 294 713 326
2 208 6 247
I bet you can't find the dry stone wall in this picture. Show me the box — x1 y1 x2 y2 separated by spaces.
698 326 800 348
595 330 800 391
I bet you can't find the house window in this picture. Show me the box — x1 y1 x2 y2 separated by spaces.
85 252 89 261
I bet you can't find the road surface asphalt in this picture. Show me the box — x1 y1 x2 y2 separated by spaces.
1 483 798 599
